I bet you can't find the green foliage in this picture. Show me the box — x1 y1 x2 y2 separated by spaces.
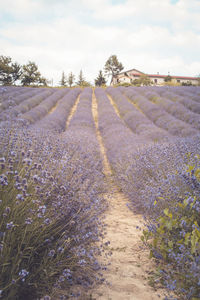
131 74 152 86
59 71 67 86
104 55 124 84
21 61 46 86
181 81 193 86
0 153 73 299
0 55 22 85
76 70 91 87
67 72 75 87
0 127 108 299
197 75 200 86
114 82 132 87
142 155 200 298
164 75 172 82
95 70 107 87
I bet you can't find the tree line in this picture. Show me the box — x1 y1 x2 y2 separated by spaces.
0 54 125 87
1 54 200 87
0 56 48 86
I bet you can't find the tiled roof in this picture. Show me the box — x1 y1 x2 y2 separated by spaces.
147 74 198 80
113 68 198 80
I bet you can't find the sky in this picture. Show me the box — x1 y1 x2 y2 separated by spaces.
0 0 200 85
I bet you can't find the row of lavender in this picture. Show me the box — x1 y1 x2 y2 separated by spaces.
0 87 108 299
106 87 172 142
132 87 200 129
1 84 200 298
118 87 199 138
0 87 55 122
104 86 200 298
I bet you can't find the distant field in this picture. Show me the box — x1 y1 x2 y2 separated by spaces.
0 85 200 299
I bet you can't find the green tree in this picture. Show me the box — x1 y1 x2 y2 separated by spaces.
132 74 151 86
67 72 75 87
21 61 43 86
104 55 124 84
76 70 85 86
60 71 67 87
0 55 22 85
38 76 48 86
10 62 22 84
76 70 90 87
197 74 200 86
95 70 107 87
164 75 172 82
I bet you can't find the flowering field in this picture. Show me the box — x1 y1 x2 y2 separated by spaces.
0 85 200 299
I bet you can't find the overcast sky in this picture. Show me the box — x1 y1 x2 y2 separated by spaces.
0 0 200 85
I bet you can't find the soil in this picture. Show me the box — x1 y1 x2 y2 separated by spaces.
90 92 167 300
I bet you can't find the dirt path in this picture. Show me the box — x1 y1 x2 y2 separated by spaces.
65 94 80 129
91 92 166 300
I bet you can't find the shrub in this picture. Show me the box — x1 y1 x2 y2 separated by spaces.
142 154 200 299
0 127 107 299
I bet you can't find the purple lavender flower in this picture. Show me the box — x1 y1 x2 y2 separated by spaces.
43 296 51 300
37 213 43 218
16 194 24 201
38 205 46 214
4 207 11 214
19 269 29 281
44 218 51 225
25 217 33 225
6 221 15 230
48 249 55 257
63 269 71 278
58 275 65 283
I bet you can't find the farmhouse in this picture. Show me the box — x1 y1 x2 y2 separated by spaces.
111 68 199 86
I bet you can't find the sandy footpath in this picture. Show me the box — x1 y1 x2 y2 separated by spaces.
90 92 167 300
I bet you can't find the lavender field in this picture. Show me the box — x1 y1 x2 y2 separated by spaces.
0 85 200 299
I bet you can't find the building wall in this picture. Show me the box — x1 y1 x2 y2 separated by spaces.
112 74 198 86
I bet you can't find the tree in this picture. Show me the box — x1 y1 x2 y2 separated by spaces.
76 70 85 86
10 62 22 84
21 61 43 86
104 55 124 84
132 74 151 86
76 70 90 87
67 72 75 87
38 76 48 86
60 71 67 87
197 75 200 86
0 55 22 85
95 70 107 86
164 75 172 82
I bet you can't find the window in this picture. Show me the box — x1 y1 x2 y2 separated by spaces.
177 79 180 83
154 79 157 83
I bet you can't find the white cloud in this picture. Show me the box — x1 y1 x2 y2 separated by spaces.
0 0 200 85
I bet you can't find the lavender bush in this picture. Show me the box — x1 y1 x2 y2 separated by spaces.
32 88 81 132
95 87 144 169
62 88 106 196
1 86 200 299
106 87 171 142
123 87 198 138
146 94 200 130
0 88 43 112
0 123 108 299
18 89 69 125
0 88 54 122
141 152 200 299
155 87 200 114
0 87 25 103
